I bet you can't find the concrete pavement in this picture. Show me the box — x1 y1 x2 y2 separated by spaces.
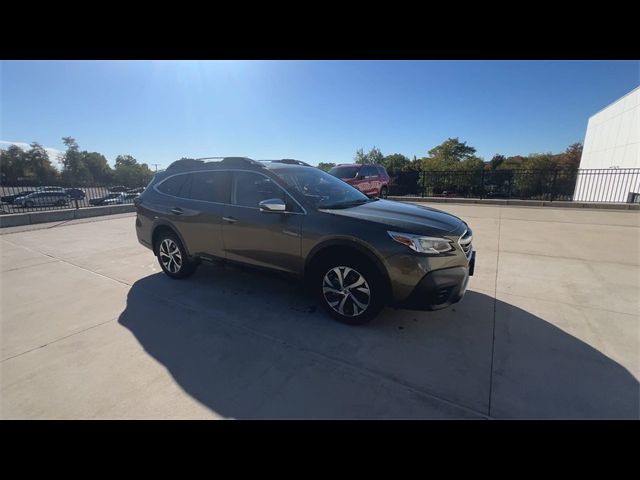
1 204 638 418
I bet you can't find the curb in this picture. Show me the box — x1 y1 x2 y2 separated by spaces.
0 204 136 228
389 196 640 211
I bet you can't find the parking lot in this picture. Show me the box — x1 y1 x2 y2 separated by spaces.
1 203 638 419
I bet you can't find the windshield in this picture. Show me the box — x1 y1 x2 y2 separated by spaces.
328 166 359 179
273 167 374 209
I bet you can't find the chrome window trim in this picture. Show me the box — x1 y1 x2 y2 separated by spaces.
153 168 307 215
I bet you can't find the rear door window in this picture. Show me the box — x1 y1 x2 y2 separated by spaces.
361 165 376 178
187 171 230 203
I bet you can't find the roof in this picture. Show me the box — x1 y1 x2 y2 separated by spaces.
165 157 313 173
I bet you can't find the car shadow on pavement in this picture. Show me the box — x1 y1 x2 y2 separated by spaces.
118 264 639 419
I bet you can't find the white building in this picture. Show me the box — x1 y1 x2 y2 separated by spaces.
573 86 639 202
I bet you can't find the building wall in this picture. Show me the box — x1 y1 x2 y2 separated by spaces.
574 86 640 202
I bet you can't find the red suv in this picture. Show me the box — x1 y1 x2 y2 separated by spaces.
327 164 390 198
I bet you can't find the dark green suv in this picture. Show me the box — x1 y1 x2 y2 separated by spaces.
135 157 475 325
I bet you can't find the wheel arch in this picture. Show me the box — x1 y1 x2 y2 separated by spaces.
151 221 192 257
304 238 392 300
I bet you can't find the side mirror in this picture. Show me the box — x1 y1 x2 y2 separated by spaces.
259 198 286 212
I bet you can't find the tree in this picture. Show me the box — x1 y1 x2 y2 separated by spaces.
0 145 28 183
25 143 58 184
83 152 112 185
317 162 336 172
354 147 384 165
428 138 478 164
60 137 92 186
489 154 506 170
558 143 583 170
112 154 153 187
381 153 411 177
114 155 138 168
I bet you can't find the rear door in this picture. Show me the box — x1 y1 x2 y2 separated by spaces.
221 171 303 273
179 171 230 258
356 165 377 195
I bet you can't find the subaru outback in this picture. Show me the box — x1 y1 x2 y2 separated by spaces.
135 157 475 325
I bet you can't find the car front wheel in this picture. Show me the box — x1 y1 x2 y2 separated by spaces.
155 232 197 279
314 255 385 325
379 186 388 198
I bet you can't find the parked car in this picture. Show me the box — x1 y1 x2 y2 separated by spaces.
1 190 36 204
15 191 69 208
89 193 121 206
36 186 66 193
327 164 390 198
64 188 86 200
103 192 139 205
135 157 475 325
109 186 129 193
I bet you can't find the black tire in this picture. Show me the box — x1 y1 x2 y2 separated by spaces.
56 199 66 206
154 231 197 279
379 186 388 198
25 200 34 208
312 253 386 325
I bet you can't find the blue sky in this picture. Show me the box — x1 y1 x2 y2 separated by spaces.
1 60 638 168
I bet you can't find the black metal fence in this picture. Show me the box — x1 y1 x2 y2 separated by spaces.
389 168 640 203
0 182 146 215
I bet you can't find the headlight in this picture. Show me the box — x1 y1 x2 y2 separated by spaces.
387 231 454 254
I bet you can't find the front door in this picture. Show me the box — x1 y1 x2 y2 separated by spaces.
222 171 303 274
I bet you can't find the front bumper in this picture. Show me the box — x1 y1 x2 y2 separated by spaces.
397 250 475 311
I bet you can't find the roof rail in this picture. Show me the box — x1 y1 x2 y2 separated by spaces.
166 156 262 172
261 159 312 167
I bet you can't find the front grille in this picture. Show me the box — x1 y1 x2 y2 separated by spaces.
459 228 473 258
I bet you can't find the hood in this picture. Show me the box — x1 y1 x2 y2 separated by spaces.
321 199 465 235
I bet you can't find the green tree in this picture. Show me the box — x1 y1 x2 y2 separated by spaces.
317 162 336 172
0 145 28 183
113 154 153 187
381 153 411 176
25 142 58 183
114 155 138 168
61 137 92 186
428 138 478 164
489 154 506 170
354 147 384 165
83 152 112 185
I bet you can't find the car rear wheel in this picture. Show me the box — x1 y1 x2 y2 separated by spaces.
313 254 385 325
155 231 197 279
379 186 388 198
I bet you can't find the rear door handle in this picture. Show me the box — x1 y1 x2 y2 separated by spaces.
222 216 238 224
171 207 183 215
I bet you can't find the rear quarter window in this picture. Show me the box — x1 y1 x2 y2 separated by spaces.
157 174 190 197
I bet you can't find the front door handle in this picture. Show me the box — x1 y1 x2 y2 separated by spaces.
171 207 183 215
222 216 238 224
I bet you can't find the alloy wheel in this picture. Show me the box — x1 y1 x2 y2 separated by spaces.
322 266 371 317
159 238 183 274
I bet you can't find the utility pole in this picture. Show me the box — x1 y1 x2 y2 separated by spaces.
151 163 160 172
